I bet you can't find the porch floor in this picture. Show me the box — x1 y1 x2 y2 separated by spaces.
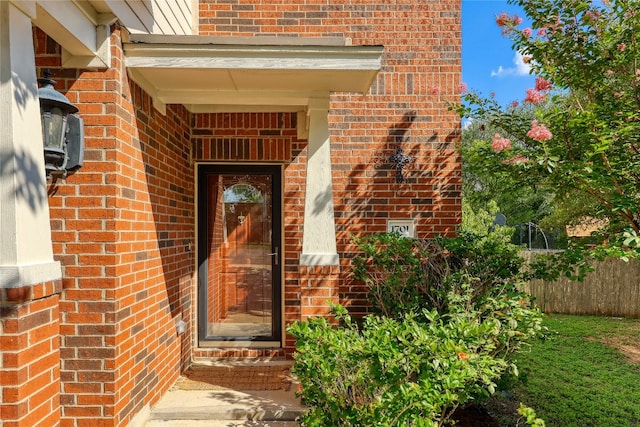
143 361 306 427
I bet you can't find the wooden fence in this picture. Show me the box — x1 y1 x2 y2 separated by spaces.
521 252 640 318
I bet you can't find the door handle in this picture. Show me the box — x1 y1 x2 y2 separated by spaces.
268 246 279 266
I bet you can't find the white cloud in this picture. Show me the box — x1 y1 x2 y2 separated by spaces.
491 52 531 77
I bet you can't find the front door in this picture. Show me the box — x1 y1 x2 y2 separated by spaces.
197 165 282 344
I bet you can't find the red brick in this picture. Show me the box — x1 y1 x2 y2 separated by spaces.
32 2 462 424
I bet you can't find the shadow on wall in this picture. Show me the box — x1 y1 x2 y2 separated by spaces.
0 149 49 215
335 109 462 314
338 109 461 225
387 110 417 183
1 69 49 215
312 184 334 216
134 83 195 373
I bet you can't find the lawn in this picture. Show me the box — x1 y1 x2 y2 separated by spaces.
484 314 640 427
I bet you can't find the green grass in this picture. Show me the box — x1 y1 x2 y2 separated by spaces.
488 314 640 427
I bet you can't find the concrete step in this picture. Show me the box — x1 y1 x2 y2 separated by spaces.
145 421 300 427
144 388 306 427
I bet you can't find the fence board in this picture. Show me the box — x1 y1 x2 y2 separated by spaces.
522 252 640 318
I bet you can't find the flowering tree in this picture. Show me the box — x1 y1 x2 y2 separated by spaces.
462 117 557 233
459 0 640 248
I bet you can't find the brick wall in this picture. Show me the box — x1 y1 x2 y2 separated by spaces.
197 0 462 235
21 0 461 421
196 0 462 344
35 26 194 427
0 282 62 427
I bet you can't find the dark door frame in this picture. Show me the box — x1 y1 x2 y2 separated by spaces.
197 164 282 344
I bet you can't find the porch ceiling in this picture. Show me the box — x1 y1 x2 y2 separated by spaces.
122 34 384 114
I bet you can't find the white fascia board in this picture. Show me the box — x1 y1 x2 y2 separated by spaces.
123 43 383 71
35 1 97 56
186 104 305 114
123 39 382 114
101 0 152 33
34 1 111 68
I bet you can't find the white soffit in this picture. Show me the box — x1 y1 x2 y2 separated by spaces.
123 34 383 113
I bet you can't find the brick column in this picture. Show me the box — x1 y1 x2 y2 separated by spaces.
1 282 62 427
299 265 341 319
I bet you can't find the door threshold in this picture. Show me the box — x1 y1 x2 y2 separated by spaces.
199 340 282 348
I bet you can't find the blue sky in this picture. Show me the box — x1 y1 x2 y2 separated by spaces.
462 1 536 106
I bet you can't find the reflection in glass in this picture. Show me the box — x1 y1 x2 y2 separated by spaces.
205 175 273 338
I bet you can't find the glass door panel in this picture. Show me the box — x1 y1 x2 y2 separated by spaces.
198 165 281 342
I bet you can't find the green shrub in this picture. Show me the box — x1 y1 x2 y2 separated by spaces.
291 230 544 426
352 231 526 318
288 285 543 427
351 234 452 316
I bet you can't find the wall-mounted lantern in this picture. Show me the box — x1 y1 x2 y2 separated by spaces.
38 69 84 178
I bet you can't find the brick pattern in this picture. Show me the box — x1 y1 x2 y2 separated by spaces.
198 1 462 322
0 290 61 427
0 281 61 305
192 112 297 162
206 175 225 324
35 26 193 427
18 1 461 423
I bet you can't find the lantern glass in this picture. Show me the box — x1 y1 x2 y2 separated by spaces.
38 69 81 176
41 106 66 150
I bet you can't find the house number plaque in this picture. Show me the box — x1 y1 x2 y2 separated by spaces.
387 220 415 238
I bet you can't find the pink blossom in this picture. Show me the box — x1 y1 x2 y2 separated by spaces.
524 88 546 104
513 154 529 164
510 100 520 109
430 86 440 95
537 28 548 37
495 12 522 29
605 70 614 76
492 134 512 151
535 77 552 92
522 28 532 38
458 82 468 94
527 120 553 141
496 12 510 27
618 43 626 51
490 91 496 99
